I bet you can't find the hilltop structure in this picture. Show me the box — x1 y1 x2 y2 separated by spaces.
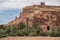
8 2 60 31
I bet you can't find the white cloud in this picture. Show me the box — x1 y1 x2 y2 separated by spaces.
0 0 60 10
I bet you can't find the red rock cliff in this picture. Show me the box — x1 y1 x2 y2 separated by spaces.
8 2 60 31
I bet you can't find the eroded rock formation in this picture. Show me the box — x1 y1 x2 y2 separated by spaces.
8 2 60 31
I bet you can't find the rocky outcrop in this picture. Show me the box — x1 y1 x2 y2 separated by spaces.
8 2 60 31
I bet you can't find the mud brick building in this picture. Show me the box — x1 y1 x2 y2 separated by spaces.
8 2 60 31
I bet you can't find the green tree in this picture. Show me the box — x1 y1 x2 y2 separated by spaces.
0 25 4 29
18 22 26 29
0 28 8 38
8 26 17 36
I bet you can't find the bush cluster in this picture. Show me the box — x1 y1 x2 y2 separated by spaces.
0 22 60 38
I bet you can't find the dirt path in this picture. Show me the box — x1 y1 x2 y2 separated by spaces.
0 37 60 40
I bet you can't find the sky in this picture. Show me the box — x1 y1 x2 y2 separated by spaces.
0 0 60 24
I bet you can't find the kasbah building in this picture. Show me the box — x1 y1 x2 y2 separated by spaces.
8 2 60 31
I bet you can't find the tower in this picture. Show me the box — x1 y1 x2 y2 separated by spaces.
40 2 45 6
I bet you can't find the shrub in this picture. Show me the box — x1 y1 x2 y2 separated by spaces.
29 31 37 36
0 29 9 38
36 27 43 36
21 27 33 36
39 30 47 36
49 28 60 37
0 34 8 38
3 27 10 34
0 25 4 29
33 23 39 29
18 22 26 29
8 26 17 36
1 23 60 37
17 30 25 36
16 27 33 36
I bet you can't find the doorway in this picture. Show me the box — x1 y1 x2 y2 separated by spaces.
47 26 50 30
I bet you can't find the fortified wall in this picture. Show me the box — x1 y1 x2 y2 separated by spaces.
8 2 60 31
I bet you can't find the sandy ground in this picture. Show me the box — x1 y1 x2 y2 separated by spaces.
0 37 60 40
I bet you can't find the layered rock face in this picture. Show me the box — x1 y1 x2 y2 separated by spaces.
8 2 60 31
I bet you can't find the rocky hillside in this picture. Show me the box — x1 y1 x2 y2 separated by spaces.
8 2 60 31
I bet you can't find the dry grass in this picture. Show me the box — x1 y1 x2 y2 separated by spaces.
0 37 60 40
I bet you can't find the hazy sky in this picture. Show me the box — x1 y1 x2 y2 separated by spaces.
0 0 60 24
